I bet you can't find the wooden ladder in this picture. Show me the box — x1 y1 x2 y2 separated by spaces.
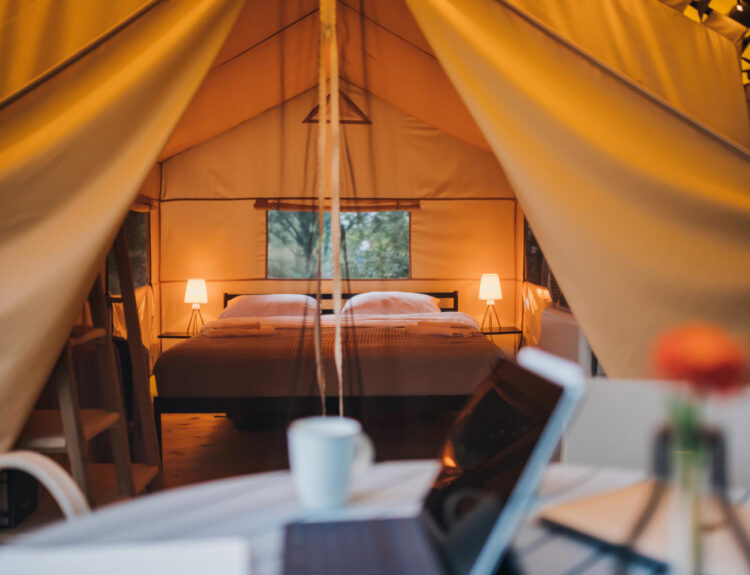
18 227 161 505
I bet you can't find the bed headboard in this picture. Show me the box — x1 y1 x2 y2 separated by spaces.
223 291 459 313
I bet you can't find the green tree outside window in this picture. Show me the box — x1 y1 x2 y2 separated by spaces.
267 211 409 279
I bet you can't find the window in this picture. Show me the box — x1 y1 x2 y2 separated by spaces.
524 219 568 309
267 211 410 279
107 210 150 294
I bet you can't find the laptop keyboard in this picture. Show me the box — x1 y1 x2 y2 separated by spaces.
283 517 443 575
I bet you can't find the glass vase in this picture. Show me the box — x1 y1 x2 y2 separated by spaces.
668 396 705 575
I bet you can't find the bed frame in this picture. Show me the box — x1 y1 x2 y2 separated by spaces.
223 291 459 312
153 290 467 451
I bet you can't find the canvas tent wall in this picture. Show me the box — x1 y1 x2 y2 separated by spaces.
144 0 529 354
158 82 523 341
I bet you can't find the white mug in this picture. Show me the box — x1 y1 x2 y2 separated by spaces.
287 416 374 509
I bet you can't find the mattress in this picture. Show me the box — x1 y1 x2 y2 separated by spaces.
154 314 504 399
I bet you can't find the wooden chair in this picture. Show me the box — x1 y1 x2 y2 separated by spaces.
0 451 88 519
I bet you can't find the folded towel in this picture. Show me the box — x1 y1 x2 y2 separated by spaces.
416 321 474 330
202 318 261 330
404 324 477 337
201 326 276 338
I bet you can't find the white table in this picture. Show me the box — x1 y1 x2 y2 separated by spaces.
13 461 741 574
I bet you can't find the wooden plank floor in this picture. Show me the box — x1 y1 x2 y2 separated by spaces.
3 410 456 539
162 414 288 487
162 411 455 487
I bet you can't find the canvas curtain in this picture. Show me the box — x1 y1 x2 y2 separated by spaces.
0 0 152 102
407 0 750 377
0 0 243 452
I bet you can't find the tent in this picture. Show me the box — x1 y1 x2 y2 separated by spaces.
1 0 749 453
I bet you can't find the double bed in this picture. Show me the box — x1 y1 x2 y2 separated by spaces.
152 291 504 443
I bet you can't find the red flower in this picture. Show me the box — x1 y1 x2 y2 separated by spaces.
652 324 747 396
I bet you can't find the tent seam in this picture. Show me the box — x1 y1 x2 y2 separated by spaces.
0 0 164 112
339 1 436 60
158 196 517 202
209 7 320 72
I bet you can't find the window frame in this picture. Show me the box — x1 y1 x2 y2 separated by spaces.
106 208 151 295
523 218 568 310
264 209 413 281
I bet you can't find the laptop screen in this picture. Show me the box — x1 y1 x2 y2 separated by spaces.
420 358 564 575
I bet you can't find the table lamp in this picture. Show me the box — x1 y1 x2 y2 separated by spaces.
479 273 502 332
184 278 207 335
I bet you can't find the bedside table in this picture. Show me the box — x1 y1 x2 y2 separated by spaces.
158 332 192 339
482 326 522 355
481 326 522 337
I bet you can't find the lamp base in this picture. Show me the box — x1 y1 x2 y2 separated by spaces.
186 304 205 336
480 303 502 333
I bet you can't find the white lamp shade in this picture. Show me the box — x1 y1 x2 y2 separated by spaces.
184 278 208 304
479 274 502 301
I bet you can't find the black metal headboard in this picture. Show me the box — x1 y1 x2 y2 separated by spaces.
223 291 459 313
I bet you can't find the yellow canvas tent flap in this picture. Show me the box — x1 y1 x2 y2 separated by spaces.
406 0 750 377
0 0 152 102
0 0 243 453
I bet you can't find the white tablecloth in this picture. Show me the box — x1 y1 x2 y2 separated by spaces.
13 461 749 574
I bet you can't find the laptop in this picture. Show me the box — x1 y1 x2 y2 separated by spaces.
283 348 585 575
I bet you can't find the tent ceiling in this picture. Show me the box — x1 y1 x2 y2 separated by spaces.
159 0 488 160
213 0 434 68
211 0 319 69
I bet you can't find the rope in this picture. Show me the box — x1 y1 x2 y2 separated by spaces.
327 0 344 417
313 0 330 415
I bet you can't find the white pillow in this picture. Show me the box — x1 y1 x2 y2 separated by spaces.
219 294 318 318
342 291 440 315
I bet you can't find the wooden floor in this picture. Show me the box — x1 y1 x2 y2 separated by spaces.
3 410 456 539
162 411 455 487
